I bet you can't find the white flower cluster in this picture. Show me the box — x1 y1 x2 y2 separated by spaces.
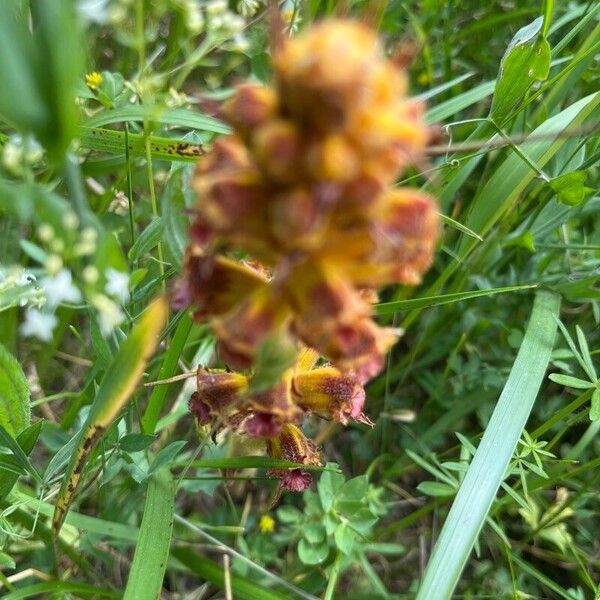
1 135 44 176
0 267 45 311
183 0 249 51
19 266 131 341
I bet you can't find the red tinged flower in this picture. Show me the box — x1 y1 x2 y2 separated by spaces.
245 412 283 438
266 424 321 492
280 469 313 492
293 366 373 426
182 18 440 492
183 252 267 320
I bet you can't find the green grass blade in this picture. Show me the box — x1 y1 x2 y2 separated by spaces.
52 297 168 536
374 284 536 316
425 81 495 124
416 290 560 599
141 311 192 434
79 126 204 163
1 582 120 599
172 548 294 600
123 468 175 600
187 456 331 470
460 92 600 255
83 105 231 134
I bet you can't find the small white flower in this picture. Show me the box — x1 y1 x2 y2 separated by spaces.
105 268 130 304
77 0 110 24
50 238 65 253
38 223 55 243
63 212 79 230
107 4 126 24
108 191 129 215
20 309 57 342
232 32 250 52
210 15 224 29
91 293 125 336
82 265 99 285
16 271 36 287
2 141 23 174
221 13 245 34
206 0 227 16
81 227 98 243
23 137 43 165
237 0 260 18
40 269 82 308
45 255 63 276
184 1 204 33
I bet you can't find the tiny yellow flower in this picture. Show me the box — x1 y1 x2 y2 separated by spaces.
259 514 275 534
85 71 103 91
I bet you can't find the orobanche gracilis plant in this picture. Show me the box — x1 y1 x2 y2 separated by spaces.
176 19 439 492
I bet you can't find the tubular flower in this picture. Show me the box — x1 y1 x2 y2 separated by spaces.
189 347 376 440
266 424 321 492
182 18 439 491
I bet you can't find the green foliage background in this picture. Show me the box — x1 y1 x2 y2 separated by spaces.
0 0 599 598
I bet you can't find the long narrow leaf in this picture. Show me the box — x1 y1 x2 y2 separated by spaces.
416 290 560 599
52 297 168 536
374 284 536 316
124 468 175 600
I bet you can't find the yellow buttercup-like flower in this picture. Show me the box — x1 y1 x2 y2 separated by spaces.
85 71 103 91
259 514 275 534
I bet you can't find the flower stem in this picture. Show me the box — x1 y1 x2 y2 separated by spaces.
323 552 344 600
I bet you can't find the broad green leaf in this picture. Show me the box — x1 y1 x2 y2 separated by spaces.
304 522 326 544
337 475 369 502
333 523 356 556
119 433 156 453
52 296 168 536
318 466 345 512
417 291 560 599
299 537 330 564
277 505 303 523
123 469 175 600
147 440 187 475
550 171 594 206
375 284 536 316
0 342 30 437
490 17 551 121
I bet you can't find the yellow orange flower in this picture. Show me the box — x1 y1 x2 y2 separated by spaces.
182 18 440 492
85 71 103 90
259 514 276 533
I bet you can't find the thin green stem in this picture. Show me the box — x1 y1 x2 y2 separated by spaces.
323 552 344 600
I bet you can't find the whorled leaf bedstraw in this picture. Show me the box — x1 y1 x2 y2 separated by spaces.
175 19 440 492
